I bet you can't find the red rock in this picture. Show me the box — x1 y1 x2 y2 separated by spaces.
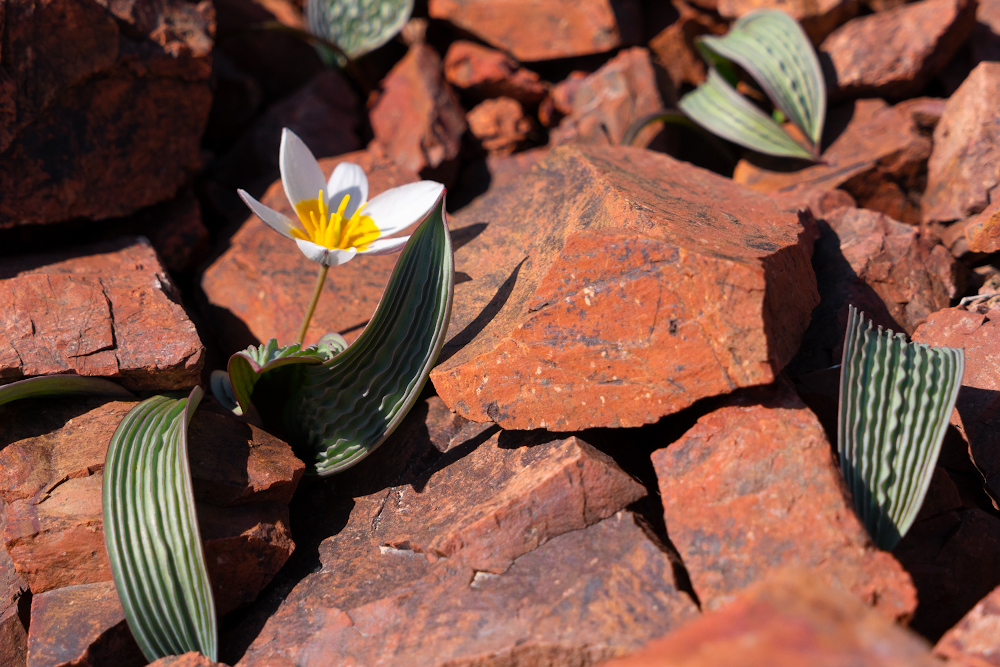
136 189 212 275
895 96 949 132
971 0 1000 66
649 1 728 91
964 198 1000 253
369 43 466 177
924 63 1000 224
912 304 1000 503
149 653 226 667
199 147 422 351
0 545 28 667
549 48 665 148
599 569 938 667
716 0 859 42
428 0 642 62
0 238 204 390
0 396 303 612
820 0 977 101
935 584 1000 666
240 511 699 667
734 99 931 223
653 384 917 620
538 71 588 128
466 97 534 155
0 0 213 226
26 581 145 667
442 40 548 104
430 144 819 431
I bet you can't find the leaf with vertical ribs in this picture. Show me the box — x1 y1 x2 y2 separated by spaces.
838 305 965 550
306 0 413 59
0 375 132 406
103 387 218 661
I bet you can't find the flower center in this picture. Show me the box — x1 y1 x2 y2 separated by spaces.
291 191 380 252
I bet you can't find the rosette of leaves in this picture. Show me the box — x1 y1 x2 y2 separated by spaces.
838 306 965 550
637 10 824 159
215 195 454 475
306 0 413 60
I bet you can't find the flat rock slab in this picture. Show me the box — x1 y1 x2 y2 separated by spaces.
913 304 1000 502
599 569 939 667
935 584 1000 666
733 99 931 221
923 62 1000 224
0 238 204 389
431 144 819 431
428 0 641 62
200 147 420 350
0 396 303 614
821 0 976 101
239 512 699 667
653 383 917 620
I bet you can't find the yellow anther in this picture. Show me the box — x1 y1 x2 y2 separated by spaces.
291 192 380 252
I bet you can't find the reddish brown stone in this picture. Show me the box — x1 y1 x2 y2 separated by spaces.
549 47 665 148
430 144 819 431
0 238 204 390
442 40 548 104
821 0 977 101
149 653 226 667
538 70 588 128
935 584 1000 666
734 99 931 223
653 384 917 620
913 305 1000 503
964 198 1000 253
971 0 1000 66
716 0 859 42
428 0 641 62
895 96 948 132
599 569 938 667
0 396 303 611
466 97 534 155
649 1 728 91
240 511 699 667
369 43 466 176
0 0 213 226
924 63 1000 224
26 582 145 667
0 545 28 667
199 147 422 350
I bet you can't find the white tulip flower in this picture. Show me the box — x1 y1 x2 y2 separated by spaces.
237 128 444 267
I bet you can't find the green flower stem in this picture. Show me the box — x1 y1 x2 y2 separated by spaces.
297 264 329 345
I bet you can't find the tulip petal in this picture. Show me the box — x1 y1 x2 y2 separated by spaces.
295 239 359 266
327 162 369 219
365 181 445 236
359 235 410 255
238 189 299 240
280 128 328 207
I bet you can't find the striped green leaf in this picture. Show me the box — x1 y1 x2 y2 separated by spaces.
838 306 965 551
0 375 132 406
679 69 814 159
226 195 454 476
305 0 413 59
103 387 217 661
699 9 826 146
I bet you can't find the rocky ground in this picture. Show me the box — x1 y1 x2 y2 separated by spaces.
3 0 1000 665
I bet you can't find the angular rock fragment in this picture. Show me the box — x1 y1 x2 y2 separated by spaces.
549 48 664 148
653 383 917 620
467 97 533 155
0 545 28 667
431 144 819 430
0 397 303 613
601 569 939 667
716 0 859 42
935 584 1000 666
428 0 642 62
923 63 1000 224
0 0 214 226
149 654 227 667
734 99 931 224
649 0 728 90
443 41 548 104
199 147 421 350
963 197 1000 254
240 512 699 667
0 238 204 390
821 0 977 101
369 43 466 176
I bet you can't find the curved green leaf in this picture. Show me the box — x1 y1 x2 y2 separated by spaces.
103 386 217 661
305 0 413 59
838 305 965 551
699 9 826 145
0 375 132 406
679 69 814 159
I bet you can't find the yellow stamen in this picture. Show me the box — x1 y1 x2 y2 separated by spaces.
291 191 380 252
